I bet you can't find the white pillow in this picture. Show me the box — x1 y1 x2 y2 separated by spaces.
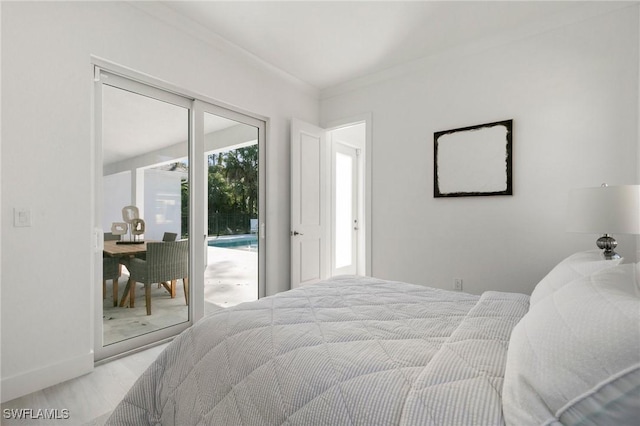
503 263 640 426
529 250 623 306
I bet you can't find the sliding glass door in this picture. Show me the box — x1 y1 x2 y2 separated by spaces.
94 65 265 361
200 108 262 314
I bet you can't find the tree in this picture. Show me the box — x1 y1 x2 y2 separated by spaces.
223 145 258 216
197 145 259 235
178 145 259 236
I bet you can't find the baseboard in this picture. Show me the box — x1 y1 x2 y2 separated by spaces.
1 352 94 403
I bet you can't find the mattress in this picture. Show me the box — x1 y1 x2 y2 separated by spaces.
107 275 529 425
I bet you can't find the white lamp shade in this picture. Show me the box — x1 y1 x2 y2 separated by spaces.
567 185 640 235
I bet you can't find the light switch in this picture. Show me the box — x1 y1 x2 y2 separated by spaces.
14 208 32 227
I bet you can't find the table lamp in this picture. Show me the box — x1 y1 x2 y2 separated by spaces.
567 184 640 259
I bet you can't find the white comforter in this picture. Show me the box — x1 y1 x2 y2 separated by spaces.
108 276 529 425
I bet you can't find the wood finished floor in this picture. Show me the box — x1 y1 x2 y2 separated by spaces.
1 343 169 426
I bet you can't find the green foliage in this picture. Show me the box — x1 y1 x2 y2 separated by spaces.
180 144 259 236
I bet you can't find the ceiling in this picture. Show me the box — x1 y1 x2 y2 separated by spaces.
103 85 239 165
104 1 619 166
162 1 588 90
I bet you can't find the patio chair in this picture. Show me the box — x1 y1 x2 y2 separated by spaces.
103 257 120 307
104 231 125 278
104 232 120 241
120 240 189 315
136 231 178 263
150 232 179 289
162 232 178 242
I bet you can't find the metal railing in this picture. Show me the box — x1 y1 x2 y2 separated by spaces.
182 212 254 236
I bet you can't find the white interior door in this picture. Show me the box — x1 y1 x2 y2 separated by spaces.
290 119 328 288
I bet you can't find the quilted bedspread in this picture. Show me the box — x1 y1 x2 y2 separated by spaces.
108 275 529 425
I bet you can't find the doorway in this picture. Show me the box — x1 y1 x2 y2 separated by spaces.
330 123 366 277
93 63 266 361
332 142 358 276
290 119 369 288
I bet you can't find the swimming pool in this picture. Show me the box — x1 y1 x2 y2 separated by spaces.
208 234 258 251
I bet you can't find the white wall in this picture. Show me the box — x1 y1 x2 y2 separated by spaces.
321 5 639 296
102 171 132 233
104 170 183 242
1 1 318 401
143 169 183 242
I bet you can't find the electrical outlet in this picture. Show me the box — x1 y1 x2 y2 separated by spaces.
453 278 463 291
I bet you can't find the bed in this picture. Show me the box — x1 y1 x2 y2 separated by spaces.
107 251 639 425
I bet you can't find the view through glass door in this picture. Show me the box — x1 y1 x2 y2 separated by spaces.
97 74 193 359
95 65 266 360
201 110 261 314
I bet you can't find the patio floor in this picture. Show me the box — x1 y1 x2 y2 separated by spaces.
103 245 258 345
204 245 258 309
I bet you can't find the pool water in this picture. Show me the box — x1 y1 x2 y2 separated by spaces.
208 234 258 251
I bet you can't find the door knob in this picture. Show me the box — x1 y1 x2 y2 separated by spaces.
291 231 303 236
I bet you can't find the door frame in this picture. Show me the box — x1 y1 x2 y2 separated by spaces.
91 57 267 361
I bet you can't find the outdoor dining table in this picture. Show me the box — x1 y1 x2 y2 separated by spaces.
103 239 150 258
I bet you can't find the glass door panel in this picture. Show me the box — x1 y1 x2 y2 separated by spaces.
99 77 191 352
335 151 354 269
332 143 358 276
202 111 260 314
